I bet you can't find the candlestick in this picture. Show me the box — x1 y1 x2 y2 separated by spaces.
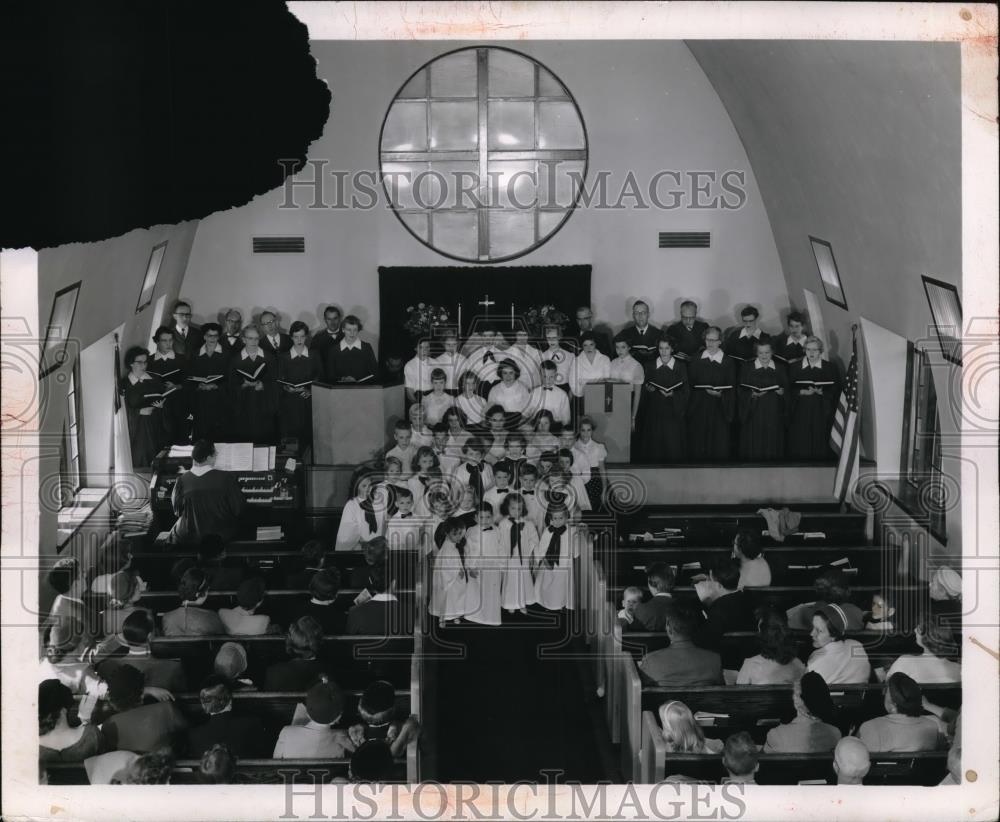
511 303 514 329
458 304 462 337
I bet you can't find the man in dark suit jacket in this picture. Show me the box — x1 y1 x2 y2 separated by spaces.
694 557 757 663
346 567 411 635
665 300 710 361
169 300 203 363
566 305 613 357
102 663 189 753
259 310 293 358
638 604 723 686
630 562 677 632
309 305 345 360
220 309 245 358
186 677 270 758
618 300 660 366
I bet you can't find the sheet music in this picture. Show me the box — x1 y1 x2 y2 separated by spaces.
215 442 254 471
167 444 194 458
251 446 277 471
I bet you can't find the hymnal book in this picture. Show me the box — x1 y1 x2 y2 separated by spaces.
649 380 684 393
236 362 266 381
794 379 835 387
353 589 373 607
188 374 223 384
740 383 781 392
146 384 181 399
796 531 827 539
167 444 194 457
251 446 276 471
681 561 701 571
278 379 313 388
214 442 254 472
726 353 750 362
771 353 790 363
693 384 733 390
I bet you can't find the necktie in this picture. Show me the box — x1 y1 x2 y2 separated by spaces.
400 513 412 519
543 386 553 391
271 336 279 348
510 521 523 562
455 538 468 579
466 464 484 499
360 499 377 533
418 475 429 487
522 490 534 495
544 525 567 568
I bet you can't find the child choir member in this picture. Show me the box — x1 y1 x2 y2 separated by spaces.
404 339 434 403
507 328 542 390
451 438 494 500
422 369 455 426
539 326 574 392
443 407 472 457
609 334 645 385
493 433 529 489
497 493 538 613
483 464 514 515
407 446 444 517
632 337 689 463
335 468 383 551
686 325 736 461
147 326 189 444
574 417 608 510
787 336 840 460
432 330 467 392
463 505 505 626
482 405 510 464
533 505 578 611
487 359 531 419
122 346 169 467
455 372 488 430
407 403 433 447
465 325 504 395
737 340 789 460
430 518 471 626
429 424 460 474
227 325 277 443
570 332 612 397
518 465 545 533
188 323 229 443
386 421 416 478
277 321 322 447
724 305 772 363
526 362 572 428
525 410 560 460
324 315 377 384
384 486 425 553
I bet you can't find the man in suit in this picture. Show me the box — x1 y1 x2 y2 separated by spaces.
665 300 710 361
694 557 756 657
101 663 189 753
618 300 660 366
169 300 203 362
630 562 677 632
161 567 226 636
94 611 187 692
346 566 411 635
309 304 344 360
637 604 723 686
259 310 292 358
219 309 244 357
567 305 613 357
185 676 269 758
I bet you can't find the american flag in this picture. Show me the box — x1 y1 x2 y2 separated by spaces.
831 331 861 502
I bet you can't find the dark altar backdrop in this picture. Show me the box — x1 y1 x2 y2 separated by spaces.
377 265 592 361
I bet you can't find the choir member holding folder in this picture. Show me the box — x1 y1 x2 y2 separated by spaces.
277 321 322 447
686 326 736 461
122 346 170 467
147 326 190 444
632 337 689 463
724 305 772 364
324 315 378 384
737 340 788 460
188 323 229 443
227 325 277 444
787 336 841 460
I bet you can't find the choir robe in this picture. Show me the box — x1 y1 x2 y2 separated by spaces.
431 351 467 392
618 324 661 366
220 333 244 359
686 354 737 461
633 358 689 463
123 374 169 467
498 517 538 610
146 353 190 443
325 339 378 383
227 350 278 443
429 539 470 620
570 351 612 397
487 380 531 417
787 359 841 460
309 328 344 360
737 360 789 460
534 524 578 610
463 525 505 625
723 328 773 364
276 349 322 446
665 320 710 361
539 347 574 388
188 348 229 443
773 334 808 366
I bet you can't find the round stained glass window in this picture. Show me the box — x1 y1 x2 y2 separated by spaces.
379 47 588 263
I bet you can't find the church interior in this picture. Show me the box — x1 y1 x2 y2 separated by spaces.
32 36 969 789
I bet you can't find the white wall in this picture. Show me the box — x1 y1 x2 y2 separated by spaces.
179 41 788 341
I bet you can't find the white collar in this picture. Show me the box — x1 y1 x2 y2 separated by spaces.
740 327 761 339
152 351 176 361
198 345 221 356
635 325 649 335
127 372 152 385
702 349 724 363
209 704 233 716
656 356 675 369
176 325 189 336
268 333 281 343
226 331 240 340
340 337 362 351
309 597 335 605
190 463 213 476
754 359 775 370
326 328 341 337
803 358 822 369
290 347 309 358
787 334 806 345
240 347 260 359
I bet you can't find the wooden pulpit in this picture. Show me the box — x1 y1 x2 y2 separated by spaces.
311 383 405 465
582 381 634 462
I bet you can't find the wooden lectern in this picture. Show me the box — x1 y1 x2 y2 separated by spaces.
311 383 405 465
581 381 634 462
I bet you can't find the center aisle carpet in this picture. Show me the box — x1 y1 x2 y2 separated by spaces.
428 610 608 783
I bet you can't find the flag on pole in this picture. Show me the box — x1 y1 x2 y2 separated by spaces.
831 329 861 502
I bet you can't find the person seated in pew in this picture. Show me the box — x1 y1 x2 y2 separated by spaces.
349 537 388 590
857 672 948 753
196 743 236 785
786 569 866 632
733 529 771 588
89 533 134 595
100 664 189 754
273 676 356 759
292 569 347 635
102 570 149 637
736 608 806 685
185 676 269 759
83 750 141 785
323 314 378 384
833 736 871 785
763 671 842 753
885 622 961 684
93 611 187 693
348 740 397 783
616 586 645 629
196 534 249 591
346 564 409 635
45 557 95 661
693 558 756 652
630 562 677 632
806 604 872 685
281 538 331 589
721 731 760 785
161 567 226 636
638 605 724 687
167 440 246 546
39 679 107 764
348 680 421 755
219 577 278 636
864 592 896 632
335 467 383 552
110 747 176 785
939 711 962 785
263 616 334 691
658 699 724 754
214 642 257 691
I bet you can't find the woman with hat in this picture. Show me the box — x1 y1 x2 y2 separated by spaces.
857 672 947 752
763 671 843 752
38 679 106 764
273 676 355 759
886 622 961 684
806 603 872 684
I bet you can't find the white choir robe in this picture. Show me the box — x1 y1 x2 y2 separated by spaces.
537 480 585 520
384 513 425 553
483 486 514 519
525 431 561 461
466 345 503 385
429 540 469 620
404 356 435 394
570 351 612 397
498 517 539 610
422 392 455 426
430 447 460 476
432 351 468 391
520 490 546 533
335 498 384 551
487 380 531 416
407 473 440 517
534 525 579 610
451 461 495 493
483 432 508 465
463 525 505 625
410 427 433 448
455 393 487 427
446 430 472 458
525 386 571 426
540 347 573 386
506 345 543 390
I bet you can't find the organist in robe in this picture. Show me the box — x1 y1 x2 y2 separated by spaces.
632 338 689 463
147 325 190 444
787 336 841 460
737 340 789 460
227 325 277 443
189 323 229 443
121 346 169 468
686 326 736 461
277 321 322 447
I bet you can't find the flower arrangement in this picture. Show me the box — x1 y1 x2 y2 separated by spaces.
403 303 451 339
523 304 570 338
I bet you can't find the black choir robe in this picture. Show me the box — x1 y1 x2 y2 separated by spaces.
146 353 190 444
723 328 773 364
686 354 736 461
122 374 169 467
772 334 808 365
787 359 841 460
737 361 789 460
633 358 689 463
665 320 710 361
220 333 244 359
618 324 661 366
227 350 278 443
188 348 229 443
565 326 614 358
277 349 323 445
325 340 378 383
169 324 202 363
309 328 344 360
260 332 293 358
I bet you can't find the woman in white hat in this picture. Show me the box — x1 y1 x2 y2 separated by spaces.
806 603 871 685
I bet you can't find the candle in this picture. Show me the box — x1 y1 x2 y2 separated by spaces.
458 304 462 336
511 303 514 329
